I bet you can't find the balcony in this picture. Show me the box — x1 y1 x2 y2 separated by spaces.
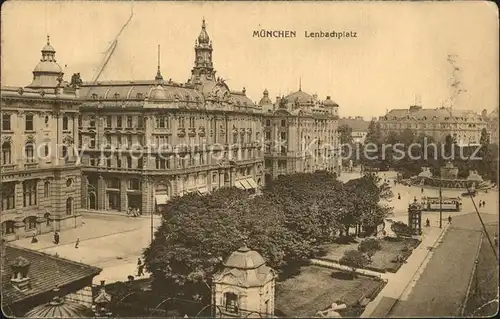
24 162 39 170
188 128 196 137
1 164 17 172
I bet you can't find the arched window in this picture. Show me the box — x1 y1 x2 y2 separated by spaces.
44 181 50 197
1 142 11 164
44 213 52 227
1 221 15 235
24 216 37 231
127 156 132 168
23 180 37 207
66 198 73 215
224 292 239 313
25 142 35 162
63 115 69 131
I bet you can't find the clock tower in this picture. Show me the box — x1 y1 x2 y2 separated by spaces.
191 19 216 85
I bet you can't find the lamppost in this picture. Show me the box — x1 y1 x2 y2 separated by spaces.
439 171 443 229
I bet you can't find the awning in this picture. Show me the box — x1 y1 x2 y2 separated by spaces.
198 188 209 194
235 181 247 190
246 178 259 189
155 194 169 205
242 179 253 189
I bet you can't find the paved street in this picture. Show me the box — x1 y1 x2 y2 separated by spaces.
11 212 162 284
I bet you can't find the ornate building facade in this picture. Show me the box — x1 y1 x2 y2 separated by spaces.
1 38 83 241
379 105 487 146
77 20 264 214
259 88 341 183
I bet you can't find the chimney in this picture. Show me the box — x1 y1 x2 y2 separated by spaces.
10 256 31 292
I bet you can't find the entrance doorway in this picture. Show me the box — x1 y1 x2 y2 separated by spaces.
108 192 121 211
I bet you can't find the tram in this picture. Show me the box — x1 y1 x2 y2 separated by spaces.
422 196 462 212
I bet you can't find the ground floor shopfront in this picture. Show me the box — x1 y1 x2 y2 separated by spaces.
1 166 83 242
81 163 263 215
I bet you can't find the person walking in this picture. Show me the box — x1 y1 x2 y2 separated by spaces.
53 231 60 245
448 215 452 224
398 193 401 200
137 263 145 277
482 200 486 207
425 218 430 227
479 202 482 208
421 187 424 194
31 233 38 244
75 238 80 249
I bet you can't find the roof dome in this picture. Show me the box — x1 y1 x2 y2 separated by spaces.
284 90 313 105
42 44 56 53
33 61 63 73
322 96 338 107
198 19 210 44
259 89 272 106
149 85 166 100
224 244 266 270
24 296 93 318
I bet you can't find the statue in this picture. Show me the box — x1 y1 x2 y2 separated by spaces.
70 73 83 87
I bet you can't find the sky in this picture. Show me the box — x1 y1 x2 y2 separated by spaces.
1 1 498 118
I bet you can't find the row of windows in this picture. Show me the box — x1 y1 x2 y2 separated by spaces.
1 141 72 165
1 114 72 132
79 114 260 130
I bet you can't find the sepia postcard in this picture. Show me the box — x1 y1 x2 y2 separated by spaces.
1 0 498 318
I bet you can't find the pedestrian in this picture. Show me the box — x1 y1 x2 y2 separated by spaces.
479 202 482 208
483 200 486 207
137 263 145 277
31 233 38 244
421 187 424 194
75 238 80 249
425 218 430 227
398 193 401 200
54 231 60 245
448 215 452 224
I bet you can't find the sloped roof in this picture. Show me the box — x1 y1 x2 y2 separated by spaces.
339 118 370 132
2 244 101 306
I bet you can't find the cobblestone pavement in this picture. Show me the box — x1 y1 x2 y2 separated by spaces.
11 212 162 284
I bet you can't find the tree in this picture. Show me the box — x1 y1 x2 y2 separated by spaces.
338 124 354 145
358 238 382 261
338 124 354 166
391 221 414 238
339 249 369 278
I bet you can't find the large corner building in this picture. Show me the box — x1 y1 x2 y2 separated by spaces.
1 38 83 240
77 20 264 214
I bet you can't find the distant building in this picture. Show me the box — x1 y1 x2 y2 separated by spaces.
483 107 499 145
259 88 341 183
339 116 370 144
379 105 487 146
1 242 101 317
1 37 83 241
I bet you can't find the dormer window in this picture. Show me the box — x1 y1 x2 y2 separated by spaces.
91 93 98 100
114 93 120 99
136 93 144 99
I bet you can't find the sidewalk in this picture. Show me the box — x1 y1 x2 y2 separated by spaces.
360 221 450 317
310 259 388 280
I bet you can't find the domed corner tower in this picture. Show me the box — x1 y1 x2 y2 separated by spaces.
212 244 276 318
